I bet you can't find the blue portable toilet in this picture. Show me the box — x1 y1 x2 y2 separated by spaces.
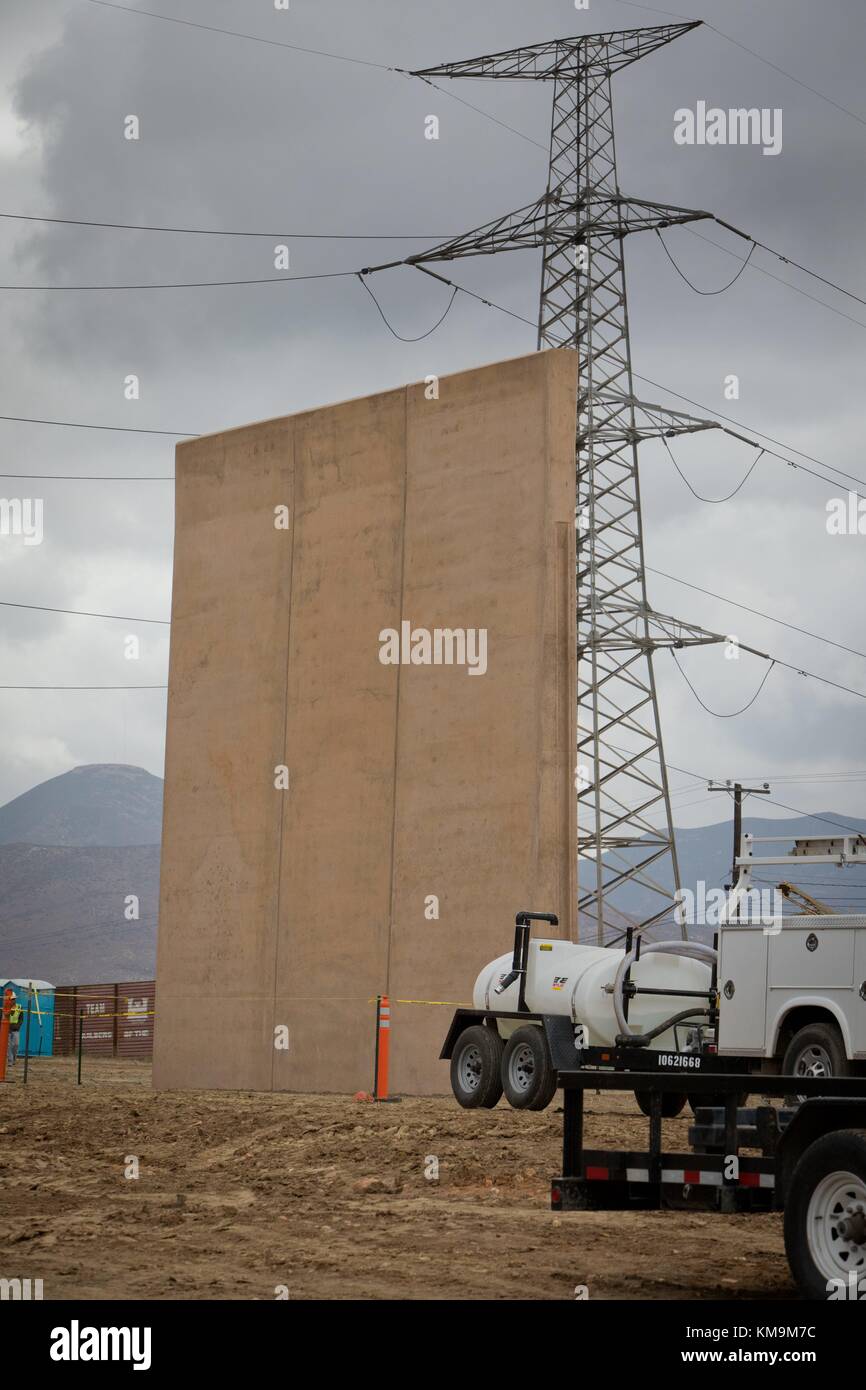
0 980 55 1057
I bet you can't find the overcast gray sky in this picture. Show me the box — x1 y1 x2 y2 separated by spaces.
0 0 864 828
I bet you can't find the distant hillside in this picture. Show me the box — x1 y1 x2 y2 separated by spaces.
0 843 159 983
0 764 162 847
0 764 161 984
1 759 864 983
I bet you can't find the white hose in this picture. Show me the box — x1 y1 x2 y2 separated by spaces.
612 939 718 1040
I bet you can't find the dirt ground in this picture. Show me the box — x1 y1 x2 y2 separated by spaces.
0 1058 796 1300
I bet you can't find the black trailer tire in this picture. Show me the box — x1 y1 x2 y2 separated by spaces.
634 1090 688 1119
501 1026 558 1110
782 1021 850 1105
783 1128 866 1299
450 1025 504 1109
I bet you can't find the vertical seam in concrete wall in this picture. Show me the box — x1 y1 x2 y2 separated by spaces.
533 358 554 927
269 426 296 1089
564 356 579 944
384 389 410 994
568 513 578 944
558 519 577 943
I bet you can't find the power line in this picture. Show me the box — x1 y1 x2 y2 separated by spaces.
610 0 866 131
593 540 866 698
410 74 548 152
82 0 396 70
666 793 723 813
660 213 866 329
0 270 357 291
0 471 173 480
410 265 537 329
407 277 866 505
632 373 866 494
660 433 764 503
656 227 756 294
0 600 169 625
364 274 866 499
388 274 866 499
614 743 866 840
0 413 196 437
4 222 864 513
425 217 866 368
80 3 866 322
83 0 545 151
0 211 452 240
735 771 866 783
357 273 459 341
90 0 866 149
752 878 866 889
712 218 866 315
682 225 866 334
761 800 866 835
706 22 866 133
671 649 776 716
13 229 864 315
8 280 859 492
0 684 167 690
10 11 862 843
0 225 858 699
645 566 866 662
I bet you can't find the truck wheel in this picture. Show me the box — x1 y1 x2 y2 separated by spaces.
450 1025 504 1109
784 1129 866 1299
634 1091 687 1118
782 1022 850 1104
501 1026 557 1110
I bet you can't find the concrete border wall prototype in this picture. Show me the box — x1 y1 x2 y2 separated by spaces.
154 349 578 1094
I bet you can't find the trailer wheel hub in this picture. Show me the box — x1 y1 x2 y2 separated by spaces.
507 1042 536 1092
836 1209 866 1245
807 1172 866 1279
457 1044 483 1092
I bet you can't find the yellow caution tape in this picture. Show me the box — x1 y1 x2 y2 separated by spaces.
370 997 470 1008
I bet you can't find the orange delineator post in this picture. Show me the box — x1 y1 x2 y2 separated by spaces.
0 988 13 1084
373 994 391 1101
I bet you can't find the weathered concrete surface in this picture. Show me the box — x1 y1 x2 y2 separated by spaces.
154 350 577 1094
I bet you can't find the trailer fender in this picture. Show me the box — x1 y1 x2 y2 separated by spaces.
541 1014 581 1072
440 1009 575 1067
440 1009 489 1061
777 1098 866 1201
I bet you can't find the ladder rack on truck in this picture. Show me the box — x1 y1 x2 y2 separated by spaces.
552 1050 866 1299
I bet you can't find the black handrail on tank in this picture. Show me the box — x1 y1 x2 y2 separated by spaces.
494 910 559 1013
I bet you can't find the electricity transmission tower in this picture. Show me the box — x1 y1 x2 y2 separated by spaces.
367 23 740 941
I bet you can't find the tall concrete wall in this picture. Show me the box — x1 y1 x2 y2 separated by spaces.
154 349 578 1094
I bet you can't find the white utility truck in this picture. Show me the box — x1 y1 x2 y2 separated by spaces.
442 833 866 1113
717 833 866 1087
441 834 866 1300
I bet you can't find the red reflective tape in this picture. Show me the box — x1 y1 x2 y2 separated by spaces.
684 1170 702 1185
585 1166 610 1181
739 1171 761 1188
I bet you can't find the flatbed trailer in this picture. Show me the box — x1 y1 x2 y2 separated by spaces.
552 1047 866 1299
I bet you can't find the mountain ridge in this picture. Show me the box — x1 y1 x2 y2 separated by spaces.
0 763 162 848
1 763 864 982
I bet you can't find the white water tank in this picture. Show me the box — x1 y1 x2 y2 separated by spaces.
473 938 712 1050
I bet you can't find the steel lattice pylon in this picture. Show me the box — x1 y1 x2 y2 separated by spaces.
368 22 734 942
